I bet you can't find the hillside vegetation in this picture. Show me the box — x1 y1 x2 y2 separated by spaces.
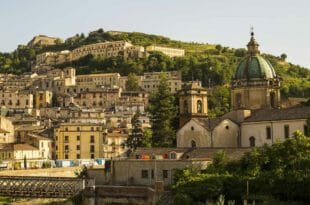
0 29 309 115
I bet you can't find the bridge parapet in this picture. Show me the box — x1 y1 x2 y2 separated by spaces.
0 176 90 198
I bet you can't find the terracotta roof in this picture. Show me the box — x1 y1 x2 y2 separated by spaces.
14 144 38 151
244 106 310 122
0 143 14 151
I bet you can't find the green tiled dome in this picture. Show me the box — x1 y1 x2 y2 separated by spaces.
233 55 277 80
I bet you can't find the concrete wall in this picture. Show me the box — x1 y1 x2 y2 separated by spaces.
112 159 208 186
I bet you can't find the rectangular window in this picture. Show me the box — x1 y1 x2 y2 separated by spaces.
76 135 80 141
76 154 80 159
65 136 69 143
163 170 168 179
76 145 80 150
65 154 68 159
90 145 95 152
151 169 154 179
141 170 148 179
284 125 290 139
90 153 94 159
65 145 69 151
90 135 95 143
266 126 271 139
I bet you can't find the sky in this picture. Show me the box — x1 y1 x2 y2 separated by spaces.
1 0 310 68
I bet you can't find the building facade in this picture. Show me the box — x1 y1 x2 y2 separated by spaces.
54 123 105 160
146 45 185 57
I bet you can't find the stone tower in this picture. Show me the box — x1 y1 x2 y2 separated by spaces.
231 31 281 110
179 81 208 127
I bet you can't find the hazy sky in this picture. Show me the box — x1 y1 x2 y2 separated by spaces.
1 0 310 68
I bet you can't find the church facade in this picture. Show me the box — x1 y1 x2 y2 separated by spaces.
177 32 309 148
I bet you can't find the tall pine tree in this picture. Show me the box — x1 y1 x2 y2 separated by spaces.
125 111 152 151
148 73 177 147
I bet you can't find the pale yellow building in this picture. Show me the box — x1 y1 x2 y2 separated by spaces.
76 73 120 89
0 90 33 110
36 50 71 66
142 71 182 93
146 45 185 57
71 41 144 61
103 130 128 158
0 116 15 143
54 123 105 160
74 88 120 108
13 144 41 160
35 90 53 109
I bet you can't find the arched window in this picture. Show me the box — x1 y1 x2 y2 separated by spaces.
236 93 242 108
191 140 197 148
270 92 275 108
197 100 202 113
170 152 176 159
184 100 188 113
249 136 255 147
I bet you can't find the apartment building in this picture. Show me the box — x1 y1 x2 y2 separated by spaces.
0 90 33 110
1 74 35 91
71 41 144 61
34 67 76 94
54 123 105 160
74 88 120 108
36 50 71 66
0 116 15 143
35 90 53 109
146 45 185 57
103 129 128 158
141 71 182 93
76 73 120 89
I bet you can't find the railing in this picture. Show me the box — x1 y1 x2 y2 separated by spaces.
0 176 89 198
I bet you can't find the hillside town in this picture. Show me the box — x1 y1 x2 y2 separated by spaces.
0 30 309 204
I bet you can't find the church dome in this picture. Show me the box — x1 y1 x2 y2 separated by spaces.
233 31 277 80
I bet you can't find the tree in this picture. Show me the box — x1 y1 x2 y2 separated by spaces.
280 53 287 61
306 118 310 137
148 73 177 147
125 111 143 150
125 73 140 91
234 48 247 57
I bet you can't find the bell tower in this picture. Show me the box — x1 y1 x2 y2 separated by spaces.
179 81 208 128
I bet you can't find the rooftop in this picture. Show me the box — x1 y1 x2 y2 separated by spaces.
243 106 310 122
